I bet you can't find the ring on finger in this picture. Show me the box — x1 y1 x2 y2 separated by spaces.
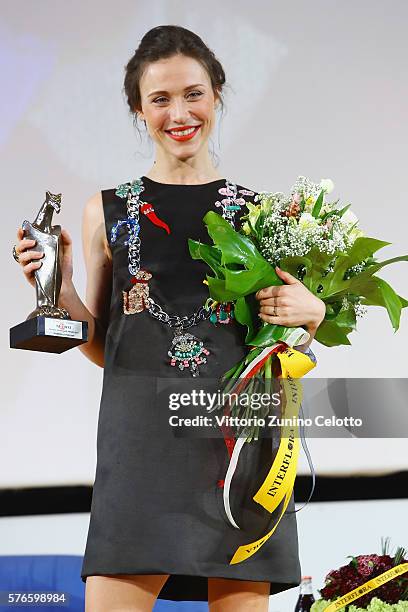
272 304 278 317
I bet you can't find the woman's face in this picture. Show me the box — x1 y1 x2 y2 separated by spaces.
138 54 219 161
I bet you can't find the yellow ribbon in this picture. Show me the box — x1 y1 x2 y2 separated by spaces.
323 562 408 611
230 346 316 564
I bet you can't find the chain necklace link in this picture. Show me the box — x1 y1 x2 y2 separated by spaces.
145 297 211 329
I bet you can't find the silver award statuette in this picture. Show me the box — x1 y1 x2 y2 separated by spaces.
10 191 88 353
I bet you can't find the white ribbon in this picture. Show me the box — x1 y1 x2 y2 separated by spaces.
217 344 281 528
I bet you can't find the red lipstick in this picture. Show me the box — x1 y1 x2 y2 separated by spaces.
165 125 201 142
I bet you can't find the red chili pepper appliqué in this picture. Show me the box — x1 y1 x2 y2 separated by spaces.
140 202 171 234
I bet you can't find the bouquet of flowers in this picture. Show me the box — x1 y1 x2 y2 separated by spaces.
188 175 408 441
186 178 407 564
311 538 408 611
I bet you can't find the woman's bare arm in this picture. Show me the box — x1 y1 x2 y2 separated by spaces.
58 192 112 368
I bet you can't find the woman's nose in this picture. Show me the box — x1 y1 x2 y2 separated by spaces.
168 98 190 123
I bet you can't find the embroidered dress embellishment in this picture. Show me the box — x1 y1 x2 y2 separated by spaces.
123 270 152 314
214 182 254 226
168 328 210 377
209 301 235 324
140 202 171 235
111 176 254 375
110 216 139 246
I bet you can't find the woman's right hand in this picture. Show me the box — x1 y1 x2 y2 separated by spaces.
15 227 74 291
15 227 45 288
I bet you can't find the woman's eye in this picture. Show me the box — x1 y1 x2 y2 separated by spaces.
153 91 203 104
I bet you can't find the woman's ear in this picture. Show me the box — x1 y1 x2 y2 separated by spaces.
134 106 144 122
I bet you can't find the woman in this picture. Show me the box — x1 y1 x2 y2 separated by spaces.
14 25 325 612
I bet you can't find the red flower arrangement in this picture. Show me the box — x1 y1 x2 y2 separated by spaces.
316 540 408 609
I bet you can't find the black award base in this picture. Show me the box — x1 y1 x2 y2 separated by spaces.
9 316 88 353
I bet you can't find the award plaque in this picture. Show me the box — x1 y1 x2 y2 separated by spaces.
10 191 88 353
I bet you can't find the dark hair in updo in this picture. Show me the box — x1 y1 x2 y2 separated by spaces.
123 25 227 125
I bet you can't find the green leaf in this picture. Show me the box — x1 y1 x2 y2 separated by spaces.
322 275 377 303
318 252 408 301
335 306 357 330
248 322 309 348
203 210 263 266
398 294 408 308
234 296 256 343
327 237 391 292
311 189 325 218
188 239 224 278
324 302 343 320
221 358 247 381
359 276 404 331
281 249 333 293
248 322 291 347
206 276 239 302
279 255 313 280
314 319 353 347
224 265 280 296
320 208 344 223
355 254 408 280
346 235 391 262
327 254 408 303
336 203 351 218
312 305 356 347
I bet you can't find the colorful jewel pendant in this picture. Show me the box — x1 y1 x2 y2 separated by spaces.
209 301 235 324
168 328 210 377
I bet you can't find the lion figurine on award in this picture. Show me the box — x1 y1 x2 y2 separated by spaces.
10 191 88 353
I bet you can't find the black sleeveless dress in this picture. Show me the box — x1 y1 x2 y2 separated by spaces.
80 176 302 601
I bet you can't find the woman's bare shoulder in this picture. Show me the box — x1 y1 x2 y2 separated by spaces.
83 191 103 221
82 191 111 261
82 191 112 260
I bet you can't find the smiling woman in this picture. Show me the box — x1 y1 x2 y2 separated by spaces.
65 24 314 612
123 29 225 181
136 54 221 168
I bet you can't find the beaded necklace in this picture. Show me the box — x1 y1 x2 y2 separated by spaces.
110 176 254 376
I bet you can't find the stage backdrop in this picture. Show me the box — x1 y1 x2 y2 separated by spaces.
1 0 407 488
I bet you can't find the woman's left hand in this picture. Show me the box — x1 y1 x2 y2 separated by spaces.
255 266 326 332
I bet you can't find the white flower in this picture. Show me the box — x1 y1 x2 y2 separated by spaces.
298 212 319 230
320 178 334 194
342 208 359 226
